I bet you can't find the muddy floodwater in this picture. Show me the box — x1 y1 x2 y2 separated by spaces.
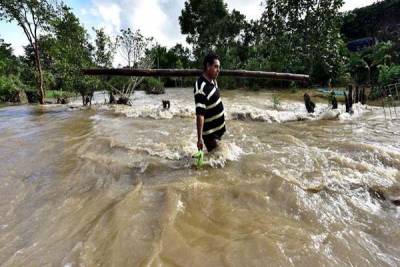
0 88 399 266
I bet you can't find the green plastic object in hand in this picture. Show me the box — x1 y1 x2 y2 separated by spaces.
193 150 204 168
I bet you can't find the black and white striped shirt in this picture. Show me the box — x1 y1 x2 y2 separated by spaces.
194 75 226 138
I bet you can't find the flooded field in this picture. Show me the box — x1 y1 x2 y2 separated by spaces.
0 88 399 266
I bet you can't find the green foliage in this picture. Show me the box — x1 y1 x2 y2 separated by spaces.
116 28 153 68
342 0 400 43
179 0 247 61
46 90 74 99
146 77 162 88
0 38 18 75
142 78 165 94
272 95 281 110
348 41 397 85
289 81 298 94
327 91 336 104
111 28 155 99
257 0 345 84
147 43 192 69
378 65 400 85
10 4 96 101
73 75 99 104
49 5 94 91
0 38 29 102
146 43 196 87
0 75 24 102
2 0 398 106
93 27 114 68
342 0 400 87
0 0 58 103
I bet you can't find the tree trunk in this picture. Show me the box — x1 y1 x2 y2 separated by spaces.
367 66 371 86
355 86 359 103
344 92 349 113
348 85 353 108
33 44 45 104
83 68 310 82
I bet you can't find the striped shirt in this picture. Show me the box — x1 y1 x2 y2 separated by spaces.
194 75 226 138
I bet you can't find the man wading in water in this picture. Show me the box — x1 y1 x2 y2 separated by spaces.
194 52 226 152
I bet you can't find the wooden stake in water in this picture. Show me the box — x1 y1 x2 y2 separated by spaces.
382 98 387 120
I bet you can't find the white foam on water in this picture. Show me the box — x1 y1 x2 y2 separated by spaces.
67 91 109 106
58 88 381 125
46 88 382 126
204 142 245 168
339 103 379 120
100 99 377 125
176 199 185 213
105 137 245 169
318 109 341 120
102 104 193 120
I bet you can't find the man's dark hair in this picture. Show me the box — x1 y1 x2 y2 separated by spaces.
203 52 219 71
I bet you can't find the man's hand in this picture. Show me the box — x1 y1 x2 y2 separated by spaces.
197 138 204 151
196 114 204 150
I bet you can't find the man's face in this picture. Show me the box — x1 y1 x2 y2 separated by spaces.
207 59 220 80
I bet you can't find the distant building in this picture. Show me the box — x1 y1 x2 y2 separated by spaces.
347 37 378 52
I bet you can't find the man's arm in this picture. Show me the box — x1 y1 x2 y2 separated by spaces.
196 114 204 150
194 80 207 150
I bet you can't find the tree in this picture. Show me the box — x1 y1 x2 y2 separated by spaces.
341 0 400 43
348 41 395 85
0 37 26 102
378 64 400 85
113 28 154 103
93 27 114 68
169 44 191 69
48 5 95 104
20 34 55 91
0 37 18 75
117 28 153 68
258 0 345 84
179 0 246 61
93 28 115 97
145 43 193 87
0 0 55 104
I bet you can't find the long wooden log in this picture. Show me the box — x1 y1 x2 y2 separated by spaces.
82 68 309 82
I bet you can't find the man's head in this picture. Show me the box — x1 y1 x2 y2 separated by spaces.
203 52 220 80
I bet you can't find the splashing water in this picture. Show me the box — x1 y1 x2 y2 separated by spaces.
0 88 399 266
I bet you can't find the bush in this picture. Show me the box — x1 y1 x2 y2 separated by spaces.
289 81 298 93
143 77 165 94
47 90 74 99
378 64 400 85
0 75 25 102
272 95 281 110
25 90 40 103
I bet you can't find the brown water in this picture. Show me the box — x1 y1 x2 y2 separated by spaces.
0 89 400 266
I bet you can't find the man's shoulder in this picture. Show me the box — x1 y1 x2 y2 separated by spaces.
196 75 214 91
196 75 206 86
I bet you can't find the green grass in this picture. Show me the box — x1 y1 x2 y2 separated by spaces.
45 90 75 99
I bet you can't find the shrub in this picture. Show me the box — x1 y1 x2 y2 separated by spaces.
378 65 400 85
143 77 165 94
272 95 281 110
0 75 25 102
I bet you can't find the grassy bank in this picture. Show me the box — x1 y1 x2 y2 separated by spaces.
45 90 76 99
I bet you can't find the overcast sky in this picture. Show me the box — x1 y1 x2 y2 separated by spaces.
0 0 378 61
